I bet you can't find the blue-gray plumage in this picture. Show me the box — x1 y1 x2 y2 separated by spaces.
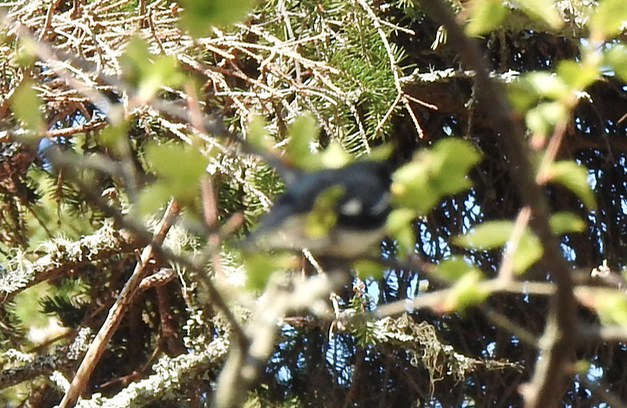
249 160 392 257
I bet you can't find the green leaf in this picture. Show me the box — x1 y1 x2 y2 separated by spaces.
432 139 481 196
511 229 542 274
386 208 417 251
243 253 298 291
465 0 507 37
547 161 596 210
98 121 130 156
455 220 542 273
180 0 254 37
454 220 514 250
526 101 568 136
285 114 321 171
136 182 172 215
595 291 627 325
392 139 480 214
305 185 343 238
590 0 627 39
145 142 210 204
11 80 44 133
247 116 272 151
550 212 586 235
120 37 185 101
557 60 599 92
319 141 351 169
444 269 489 312
603 44 627 83
354 259 385 280
525 72 568 100
434 257 479 282
516 0 563 29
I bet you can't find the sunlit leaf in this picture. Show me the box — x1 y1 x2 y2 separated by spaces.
594 291 627 325
547 161 596 210
432 139 481 196
525 72 568 100
590 0 627 39
465 0 507 37
136 182 171 215
526 102 568 136
444 269 489 312
120 37 185 102
180 0 254 36
511 229 542 274
98 121 130 156
434 257 479 282
392 139 480 214
145 142 210 204
354 259 385 280
285 114 321 171
386 208 417 250
247 116 273 151
320 141 351 169
11 80 43 133
557 60 598 92
516 0 563 30
305 185 343 238
454 220 514 250
603 44 627 83
550 212 586 235
243 252 298 291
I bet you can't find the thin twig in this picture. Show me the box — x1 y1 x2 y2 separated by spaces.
414 2 577 407
59 200 180 408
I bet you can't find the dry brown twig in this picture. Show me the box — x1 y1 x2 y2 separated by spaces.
58 200 180 408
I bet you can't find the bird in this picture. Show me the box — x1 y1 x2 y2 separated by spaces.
248 160 393 258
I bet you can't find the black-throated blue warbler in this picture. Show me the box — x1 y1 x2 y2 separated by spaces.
248 160 392 257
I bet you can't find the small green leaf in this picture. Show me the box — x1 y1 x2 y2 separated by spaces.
603 44 627 83
550 212 586 235
15 38 37 67
557 60 599 92
392 139 480 214
98 121 130 156
285 114 321 171
145 142 210 203
434 257 479 282
386 208 417 250
305 185 343 238
525 72 568 100
595 291 627 325
120 37 185 101
590 0 627 39
11 80 44 132
454 220 514 250
319 141 351 169
244 252 298 291
432 139 481 196
547 161 596 210
526 102 568 136
465 0 507 37
516 0 563 29
456 221 542 273
136 182 171 215
180 0 254 36
354 259 385 280
444 269 489 312
392 159 439 213
511 229 542 274
507 80 540 113
247 116 272 151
